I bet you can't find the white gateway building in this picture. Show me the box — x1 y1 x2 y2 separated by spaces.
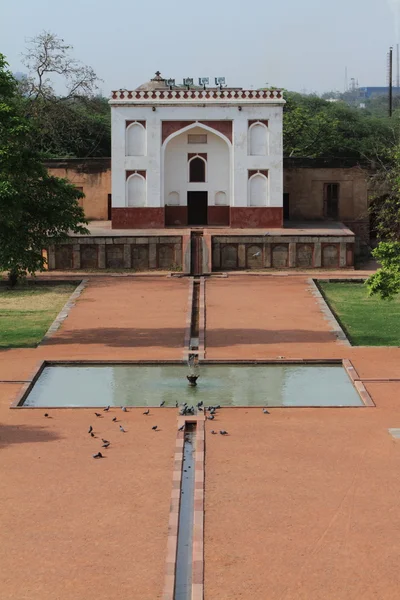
110 72 285 229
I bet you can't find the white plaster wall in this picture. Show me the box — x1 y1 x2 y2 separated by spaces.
111 103 283 209
164 126 229 206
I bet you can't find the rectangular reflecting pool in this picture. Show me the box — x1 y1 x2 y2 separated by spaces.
20 363 364 407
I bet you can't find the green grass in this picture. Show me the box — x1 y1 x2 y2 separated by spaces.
318 281 400 346
0 285 75 348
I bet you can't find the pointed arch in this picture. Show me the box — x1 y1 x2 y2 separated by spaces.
126 122 146 156
161 122 233 207
126 173 146 207
188 154 207 182
248 121 268 156
248 173 268 206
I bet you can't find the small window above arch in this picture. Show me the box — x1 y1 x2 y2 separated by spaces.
189 155 206 182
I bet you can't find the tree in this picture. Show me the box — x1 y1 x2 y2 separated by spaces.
0 54 88 285
21 31 99 100
366 242 400 299
18 31 110 159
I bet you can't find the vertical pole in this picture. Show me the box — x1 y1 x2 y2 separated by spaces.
397 44 400 89
389 46 393 118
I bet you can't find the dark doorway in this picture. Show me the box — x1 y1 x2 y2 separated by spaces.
189 157 206 182
188 192 208 226
107 194 112 220
283 193 290 220
324 183 339 219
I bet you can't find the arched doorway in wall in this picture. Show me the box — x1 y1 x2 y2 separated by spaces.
163 124 231 226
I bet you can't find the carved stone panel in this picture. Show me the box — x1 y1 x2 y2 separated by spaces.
246 245 263 269
55 245 73 270
322 244 339 268
106 245 124 269
272 244 289 268
80 245 98 269
221 245 238 270
157 245 174 269
296 244 313 268
132 245 149 271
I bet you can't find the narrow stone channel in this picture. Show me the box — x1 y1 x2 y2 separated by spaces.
174 423 197 600
189 279 200 352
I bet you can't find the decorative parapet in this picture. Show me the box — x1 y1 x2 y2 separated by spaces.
109 88 284 104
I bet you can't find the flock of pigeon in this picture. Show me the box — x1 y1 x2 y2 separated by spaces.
45 401 270 458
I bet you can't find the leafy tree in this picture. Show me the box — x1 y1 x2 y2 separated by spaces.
283 92 397 161
366 242 400 299
0 54 88 285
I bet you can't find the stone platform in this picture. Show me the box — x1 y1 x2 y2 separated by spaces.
47 221 355 271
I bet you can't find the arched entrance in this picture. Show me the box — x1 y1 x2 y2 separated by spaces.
162 123 232 227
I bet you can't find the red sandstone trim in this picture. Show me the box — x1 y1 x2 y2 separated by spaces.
198 278 206 360
162 120 233 144
192 418 205 600
248 169 268 179
125 120 146 128
248 119 269 127
125 170 146 179
188 153 207 160
183 278 195 362
354 380 375 407
343 359 360 383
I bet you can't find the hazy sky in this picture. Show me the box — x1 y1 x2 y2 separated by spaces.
1 0 400 94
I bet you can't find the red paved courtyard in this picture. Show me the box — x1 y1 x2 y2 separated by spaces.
1 274 399 599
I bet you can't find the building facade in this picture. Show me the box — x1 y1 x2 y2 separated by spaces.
110 73 285 229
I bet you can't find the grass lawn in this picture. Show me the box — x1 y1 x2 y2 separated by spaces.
0 284 76 348
318 281 400 346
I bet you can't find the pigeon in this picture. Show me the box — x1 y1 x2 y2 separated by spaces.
252 251 261 258
119 425 126 433
88 426 93 434
102 442 110 448
121 406 127 412
103 406 110 412
143 409 150 415
198 406 204 412
101 439 110 444
175 401 179 408
210 430 217 435
44 413 50 418
178 425 185 431
263 408 270 414
94 412 102 417
197 401 203 408
93 452 103 459
210 408 216 415
112 417 117 422
152 425 158 431
90 432 95 438
159 401 165 407
207 415 215 420
220 430 228 435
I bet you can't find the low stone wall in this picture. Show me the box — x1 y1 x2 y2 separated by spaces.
211 235 355 270
47 237 183 271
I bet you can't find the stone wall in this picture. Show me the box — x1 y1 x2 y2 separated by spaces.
47 236 182 271
45 158 111 221
212 235 355 270
283 163 369 243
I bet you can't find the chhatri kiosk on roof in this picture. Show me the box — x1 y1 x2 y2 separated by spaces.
109 72 285 228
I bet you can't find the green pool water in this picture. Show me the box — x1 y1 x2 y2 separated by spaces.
22 364 363 407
